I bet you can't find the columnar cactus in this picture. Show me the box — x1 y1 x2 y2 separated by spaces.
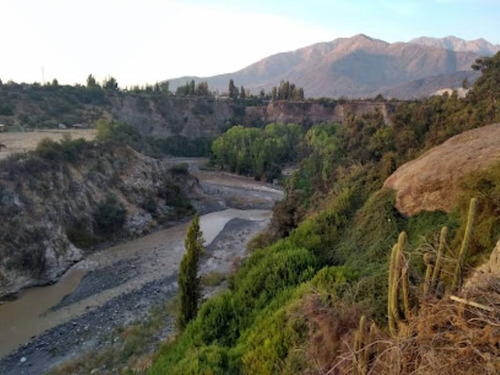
431 226 448 291
387 232 410 336
353 315 367 375
422 252 434 295
452 198 478 289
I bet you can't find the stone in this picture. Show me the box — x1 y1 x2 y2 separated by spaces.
383 124 500 216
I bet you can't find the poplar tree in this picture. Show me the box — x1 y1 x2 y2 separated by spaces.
228 79 238 100
177 214 205 330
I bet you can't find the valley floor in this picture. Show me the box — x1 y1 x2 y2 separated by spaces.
0 160 283 375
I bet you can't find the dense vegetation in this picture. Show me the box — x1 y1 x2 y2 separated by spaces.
148 53 500 374
211 123 304 181
95 119 213 158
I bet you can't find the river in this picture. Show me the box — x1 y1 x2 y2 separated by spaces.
0 159 283 374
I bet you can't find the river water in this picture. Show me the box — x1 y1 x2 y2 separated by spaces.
0 208 272 358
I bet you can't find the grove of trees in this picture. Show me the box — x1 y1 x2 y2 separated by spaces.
211 123 304 181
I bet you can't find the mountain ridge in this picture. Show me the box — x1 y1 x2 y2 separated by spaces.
167 35 495 99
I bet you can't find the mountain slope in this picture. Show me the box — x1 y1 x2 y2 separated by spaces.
410 36 500 55
168 34 483 98
374 70 480 99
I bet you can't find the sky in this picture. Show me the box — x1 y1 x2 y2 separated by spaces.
1 0 499 87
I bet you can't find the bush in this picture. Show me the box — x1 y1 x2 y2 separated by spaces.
35 136 87 162
93 194 127 236
169 163 189 174
0 105 14 115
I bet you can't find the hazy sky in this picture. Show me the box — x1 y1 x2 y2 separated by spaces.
1 0 499 87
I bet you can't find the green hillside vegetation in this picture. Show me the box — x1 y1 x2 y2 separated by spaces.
148 53 500 374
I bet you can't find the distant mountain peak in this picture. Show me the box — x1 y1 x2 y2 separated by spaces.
352 33 373 40
167 34 489 99
409 36 500 55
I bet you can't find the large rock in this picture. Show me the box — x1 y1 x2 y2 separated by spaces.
383 124 500 216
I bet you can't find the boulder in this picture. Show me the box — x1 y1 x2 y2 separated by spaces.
383 123 500 216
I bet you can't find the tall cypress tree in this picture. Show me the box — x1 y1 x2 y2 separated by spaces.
177 214 205 330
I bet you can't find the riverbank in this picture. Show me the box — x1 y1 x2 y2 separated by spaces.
0 163 283 374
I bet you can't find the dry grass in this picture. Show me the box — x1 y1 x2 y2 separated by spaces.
325 274 500 375
0 129 96 159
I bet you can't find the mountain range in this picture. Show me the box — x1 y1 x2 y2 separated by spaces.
167 35 499 99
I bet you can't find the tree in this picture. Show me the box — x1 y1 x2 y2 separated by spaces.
103 76 118 91
196 81 210 96
228 79 238 100
271 87 278 101
189 80 196 96
178 214 205 330
159 81 170 93
86 74 98 88
240 85 246 99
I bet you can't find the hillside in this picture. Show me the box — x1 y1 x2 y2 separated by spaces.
141 51 500 375
0 140 200 297
375 70 480 99
167 34 484 98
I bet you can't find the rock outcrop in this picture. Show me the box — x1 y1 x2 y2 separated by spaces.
0 82 398 137
383 124 500 216
0 144 201 298
257 100 396 127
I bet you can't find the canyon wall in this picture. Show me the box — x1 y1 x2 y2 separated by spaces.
0 84 398 139
0 144 201 297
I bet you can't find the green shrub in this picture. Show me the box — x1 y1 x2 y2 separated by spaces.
169 163 189 174
93 194 127 236
35 136 87 162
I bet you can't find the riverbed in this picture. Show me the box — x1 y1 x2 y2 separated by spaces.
0 160 283 374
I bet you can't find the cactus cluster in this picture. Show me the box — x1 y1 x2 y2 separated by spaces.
387 231 410 336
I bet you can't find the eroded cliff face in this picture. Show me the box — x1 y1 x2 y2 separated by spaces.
254 100 396 127
105 95 235 138
0 145 201 297
0 83 398 138
94 97 398 134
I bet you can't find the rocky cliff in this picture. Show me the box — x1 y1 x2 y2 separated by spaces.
0 143 201 298
247 100 396 127
0 84 236 139
383 123 500 216
0 83 398 138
